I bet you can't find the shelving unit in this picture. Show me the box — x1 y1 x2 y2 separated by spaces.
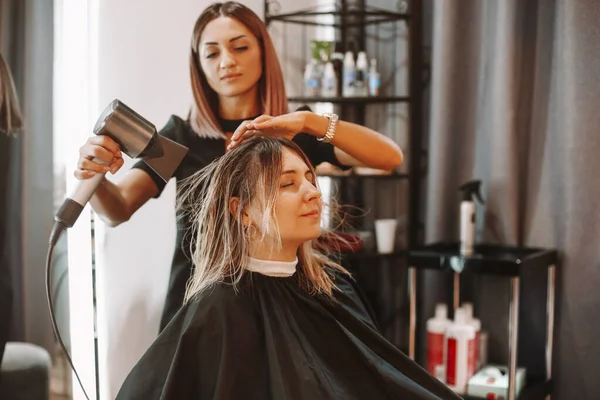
287 95 410 104
408 243 558 400
265 0 425 345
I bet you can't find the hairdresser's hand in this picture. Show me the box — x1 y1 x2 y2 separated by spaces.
74 135 124 180
227 112 307 150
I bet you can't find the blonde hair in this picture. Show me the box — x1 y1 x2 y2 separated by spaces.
189 1 288 139
0 53 24 135
178 137 350 302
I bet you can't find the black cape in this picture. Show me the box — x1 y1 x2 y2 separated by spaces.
116 271 462 400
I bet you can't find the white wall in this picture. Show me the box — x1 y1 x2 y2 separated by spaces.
91 1 259 399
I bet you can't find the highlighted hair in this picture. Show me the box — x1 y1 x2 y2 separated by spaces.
178 137 350 301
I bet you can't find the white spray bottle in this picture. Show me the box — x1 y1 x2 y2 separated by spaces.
458 180 484 256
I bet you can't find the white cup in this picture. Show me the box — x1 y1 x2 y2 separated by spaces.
374 219 397 254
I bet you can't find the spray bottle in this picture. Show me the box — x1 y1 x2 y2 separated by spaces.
458 180 484 256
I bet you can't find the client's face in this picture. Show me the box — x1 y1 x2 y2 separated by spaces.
275 149 322 245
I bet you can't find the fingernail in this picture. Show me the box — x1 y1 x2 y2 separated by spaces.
111 166 118 174
117 150 122 157
104 166 111 172
89 171 96 176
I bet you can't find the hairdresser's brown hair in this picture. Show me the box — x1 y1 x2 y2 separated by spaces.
188 1 288 138
0 53 23 135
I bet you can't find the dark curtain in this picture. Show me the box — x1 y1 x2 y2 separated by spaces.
422 0 600 398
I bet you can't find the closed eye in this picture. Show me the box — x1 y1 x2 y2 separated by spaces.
235 46 248 51
306 172 316 186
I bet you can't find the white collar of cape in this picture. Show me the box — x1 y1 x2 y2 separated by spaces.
246 256 298 277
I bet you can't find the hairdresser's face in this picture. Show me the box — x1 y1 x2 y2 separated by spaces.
199 17 263 99
275 149 322 246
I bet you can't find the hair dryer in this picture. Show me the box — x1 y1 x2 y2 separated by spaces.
47 99 188 400
54 99 188 230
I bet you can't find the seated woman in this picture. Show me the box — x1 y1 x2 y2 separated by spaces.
116 137 460 400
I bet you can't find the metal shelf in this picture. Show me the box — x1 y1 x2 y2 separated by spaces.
288 95 410 104
407 244 557 400
319 172 409 180
407 242 558 277
265 5 409 28
342 249 407 261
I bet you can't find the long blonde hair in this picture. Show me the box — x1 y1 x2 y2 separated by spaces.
189 2 288 139
0 53 24 135
178 137 350 302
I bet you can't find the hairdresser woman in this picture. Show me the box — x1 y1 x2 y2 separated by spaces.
74 2 403 331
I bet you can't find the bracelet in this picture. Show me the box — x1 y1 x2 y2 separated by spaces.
317 113 338 143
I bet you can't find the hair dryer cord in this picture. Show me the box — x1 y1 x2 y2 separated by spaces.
47 222 91 400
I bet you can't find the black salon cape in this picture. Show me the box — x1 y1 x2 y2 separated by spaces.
116 272 461 400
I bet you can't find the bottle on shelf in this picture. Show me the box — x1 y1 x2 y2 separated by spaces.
330 42 344 97
321 61 337 98
426 303 451 381
445 308 476 395
354 51 368 97
303 59 320 97
461 302 482 374
342 51 356 97
458 180 485 256
368 58 381 96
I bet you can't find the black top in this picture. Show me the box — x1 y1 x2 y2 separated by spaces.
116 271 461 400
131 112 350 330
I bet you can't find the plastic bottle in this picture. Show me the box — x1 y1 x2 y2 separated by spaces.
342 51 356 97
321 62 337 97
303 59 320 97
354 51 368 97
368 58 381 96
461 302 481 377
426 303 451 381
445 308 476 394
331 42 344 97
458 180 485 256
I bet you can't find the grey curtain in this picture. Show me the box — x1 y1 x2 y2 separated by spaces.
423 0 600 398
0 0 54 353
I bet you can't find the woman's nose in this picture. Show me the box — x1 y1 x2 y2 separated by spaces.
220 50 236 69
304 182 321 202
